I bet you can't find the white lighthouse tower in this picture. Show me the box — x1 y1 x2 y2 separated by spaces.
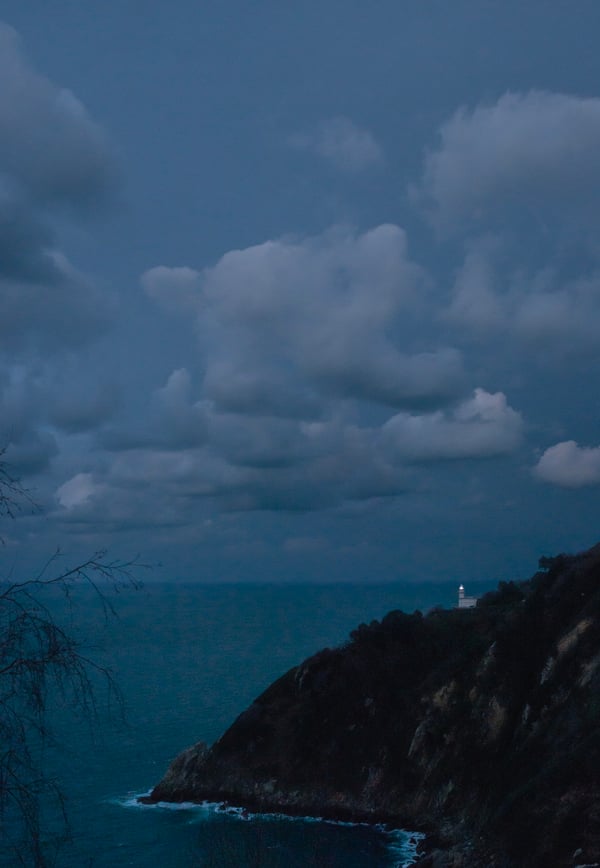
457 584 477 609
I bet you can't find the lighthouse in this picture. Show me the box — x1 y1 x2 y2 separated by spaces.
457 584 477 609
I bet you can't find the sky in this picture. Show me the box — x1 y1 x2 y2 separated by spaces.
2 1 600 584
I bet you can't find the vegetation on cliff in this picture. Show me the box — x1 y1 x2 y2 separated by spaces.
148 547 600 867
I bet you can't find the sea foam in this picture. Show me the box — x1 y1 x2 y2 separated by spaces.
116 793 424 865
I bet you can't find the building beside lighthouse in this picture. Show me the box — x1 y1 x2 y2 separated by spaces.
457 584 477 609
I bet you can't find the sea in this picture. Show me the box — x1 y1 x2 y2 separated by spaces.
4 580 492 867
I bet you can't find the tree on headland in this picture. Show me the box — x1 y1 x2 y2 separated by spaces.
0 450 144 865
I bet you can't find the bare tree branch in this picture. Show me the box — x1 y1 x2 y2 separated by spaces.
0 451 147 865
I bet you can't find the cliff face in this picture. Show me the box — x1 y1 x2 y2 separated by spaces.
147 547 600 867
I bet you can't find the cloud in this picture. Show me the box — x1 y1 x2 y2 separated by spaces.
56 472 96 509
290 117 384 171
100 369 208 452
0 353 120 487
0 365 40 441
0 23 116 210
200 224 455 407
147 224 463 413
0 182 55 283
0 365 58 475
4 431 58 477
89 431 408 517
415 91 600 231
533 441 600 487
444 237 600 352
418 92 600 355
0 21 120 505
149 368 209 449
141 266 201 312
49 380 119 434
85 377 523 530
382 388 523 461
99 224 532 526
445 238 505 330
0 24 117 357
513 271 600 349
282 536 328 554
0 254 114 356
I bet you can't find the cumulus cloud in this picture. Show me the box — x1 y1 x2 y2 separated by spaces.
290 117 384 171
382 389 523 461
417 91 600 355
533 441 600 487
147 224 464 413
415 91 600 231
102 224 535 525
444 238 600 352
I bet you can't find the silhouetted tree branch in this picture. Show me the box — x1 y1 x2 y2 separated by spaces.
0 453 145 865
0 447 35 527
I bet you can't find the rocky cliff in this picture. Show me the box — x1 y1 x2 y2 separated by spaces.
145 546 600 866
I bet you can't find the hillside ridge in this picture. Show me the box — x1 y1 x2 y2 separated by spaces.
145 546 600 866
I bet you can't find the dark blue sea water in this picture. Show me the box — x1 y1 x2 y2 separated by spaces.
5 581 491 866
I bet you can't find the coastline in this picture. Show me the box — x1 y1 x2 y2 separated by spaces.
135 793 426 866
143 547 600 866
137 791 503 867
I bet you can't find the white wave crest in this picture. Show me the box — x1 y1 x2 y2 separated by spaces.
114 792 424 864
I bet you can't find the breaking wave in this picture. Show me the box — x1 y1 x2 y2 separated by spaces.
115 793 424 865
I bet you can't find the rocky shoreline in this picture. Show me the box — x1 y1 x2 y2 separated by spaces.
143 546 600 866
